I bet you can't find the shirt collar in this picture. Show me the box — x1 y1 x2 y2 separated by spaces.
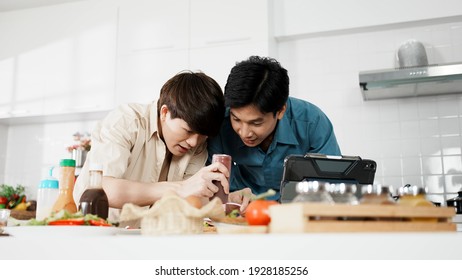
149 101 160 140
273 113 299 146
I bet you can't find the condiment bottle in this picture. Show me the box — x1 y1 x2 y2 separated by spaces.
52 159 77 214
329 183 359 205
360 184 396 205
211 154 232 204
292 181 334 204
78 163 109 219
398 184 435 222
36 167 59 220
397 184 434 207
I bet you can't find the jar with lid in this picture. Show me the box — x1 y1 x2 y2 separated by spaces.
397 184 434 207
36 167 59 220
52 159 77 214
360 184 396 205
292 181 334 204
397 184 435 221
78 163 109 219
446 191 462 214
329 183 359 205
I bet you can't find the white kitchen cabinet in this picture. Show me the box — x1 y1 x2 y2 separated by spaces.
117 0 190 56
116 50 189 105
190 0 271 49
0 57 38 118
1 0 275 121
188 0 274 88
189 41 274 89
273 0 462 39
115 0 190 105
0 0 118 122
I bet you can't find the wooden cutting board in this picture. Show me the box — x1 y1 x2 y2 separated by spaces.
269 203 456 233
207 217 267 234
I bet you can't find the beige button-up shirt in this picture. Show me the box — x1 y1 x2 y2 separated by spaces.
73 102 208 221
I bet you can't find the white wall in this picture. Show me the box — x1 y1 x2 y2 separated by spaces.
1 0 462 205
278 19 462 205
0 124 7 183
3 120 97 200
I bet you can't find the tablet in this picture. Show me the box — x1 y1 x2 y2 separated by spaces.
279 153 377 203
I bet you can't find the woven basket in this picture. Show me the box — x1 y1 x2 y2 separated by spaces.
141 213 204 235
120 194 225 235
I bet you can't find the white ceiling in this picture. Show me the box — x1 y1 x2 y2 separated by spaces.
0 0 86 12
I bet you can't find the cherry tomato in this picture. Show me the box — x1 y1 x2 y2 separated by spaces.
48 218 85 226
89 219 112 227
245 200 278 226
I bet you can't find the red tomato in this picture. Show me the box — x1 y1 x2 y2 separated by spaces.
0 196 7 209
89 219 112 227
245 200 278 226
48 219 85 226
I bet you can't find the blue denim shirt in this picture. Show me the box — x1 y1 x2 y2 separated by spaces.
207 97 341 199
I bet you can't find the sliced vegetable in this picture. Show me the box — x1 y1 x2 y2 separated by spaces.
27 210 113 227
89 219 112 227
48 218 85 226
227 209 240 218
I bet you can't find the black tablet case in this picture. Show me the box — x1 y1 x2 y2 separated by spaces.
279 153 377 203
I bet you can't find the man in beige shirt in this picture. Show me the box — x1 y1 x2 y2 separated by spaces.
74 71 247 222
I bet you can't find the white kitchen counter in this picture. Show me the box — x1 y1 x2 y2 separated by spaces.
1 231 461 260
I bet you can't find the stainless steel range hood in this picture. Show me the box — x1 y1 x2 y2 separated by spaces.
359 62 462 101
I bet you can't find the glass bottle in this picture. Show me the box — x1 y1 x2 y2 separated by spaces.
78 164 109 219
292 181 334 204
397 184 434 207
397 184 435 222
52 159 77 214
360 184 396 205
329 183 359 205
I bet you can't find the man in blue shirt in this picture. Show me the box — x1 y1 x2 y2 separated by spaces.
207 56 341 203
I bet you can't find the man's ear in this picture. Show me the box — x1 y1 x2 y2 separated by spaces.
276 104 287 120
160 104 169 121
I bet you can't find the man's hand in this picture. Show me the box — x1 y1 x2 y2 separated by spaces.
178 162 230 198
229 187 253 214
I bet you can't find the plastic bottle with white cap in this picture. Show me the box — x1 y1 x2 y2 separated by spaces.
36 167 59 220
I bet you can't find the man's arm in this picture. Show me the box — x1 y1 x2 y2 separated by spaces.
102 161 230 208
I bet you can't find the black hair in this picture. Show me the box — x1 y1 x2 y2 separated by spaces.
158 71 225 137
224 56 289 115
